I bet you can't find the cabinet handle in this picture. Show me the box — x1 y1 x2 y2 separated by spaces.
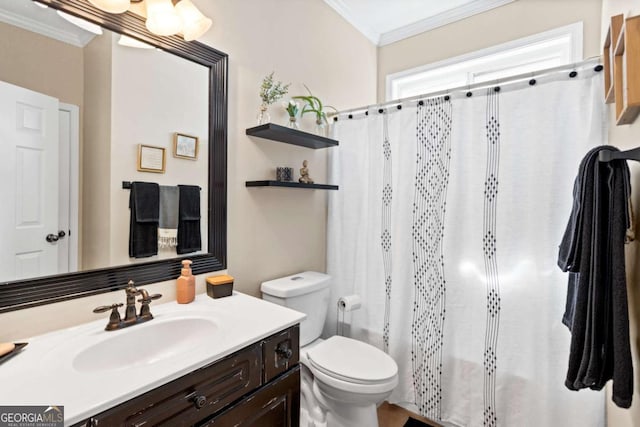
192 394 207 409
85 418 98 427
276 343 293 360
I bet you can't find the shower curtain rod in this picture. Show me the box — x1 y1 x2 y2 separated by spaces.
331 56 602 118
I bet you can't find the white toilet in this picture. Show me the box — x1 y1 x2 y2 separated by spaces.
261 271 398 427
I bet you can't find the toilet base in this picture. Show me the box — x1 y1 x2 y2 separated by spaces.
300 363 383 427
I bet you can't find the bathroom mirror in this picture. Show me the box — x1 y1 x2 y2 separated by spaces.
0 0 227 312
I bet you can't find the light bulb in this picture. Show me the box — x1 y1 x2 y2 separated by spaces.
87 0 130 14
174 0 212 41
145 0 182 36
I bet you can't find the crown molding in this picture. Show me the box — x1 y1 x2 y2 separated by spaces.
0 7 94 47
378 0 515 46
324 0 516 47
323 0 380 45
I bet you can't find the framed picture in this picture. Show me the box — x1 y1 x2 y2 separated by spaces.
137 144 166 173
174 133 199 160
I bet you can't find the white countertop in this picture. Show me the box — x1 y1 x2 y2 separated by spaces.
0 292 305 426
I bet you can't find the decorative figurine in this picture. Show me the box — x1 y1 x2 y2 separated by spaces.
299 160 314 184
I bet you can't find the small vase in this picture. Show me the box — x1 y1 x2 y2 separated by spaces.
315 116 329 137
257 104 270 125
287 116 300 130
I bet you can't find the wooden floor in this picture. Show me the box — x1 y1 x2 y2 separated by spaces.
377 402 442 427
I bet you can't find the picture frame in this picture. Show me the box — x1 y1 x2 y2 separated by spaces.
137 144 166 173
174 133 199 160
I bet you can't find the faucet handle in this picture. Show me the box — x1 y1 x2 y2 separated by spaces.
93 303 124 331
93 303 123 314
138 293 162 304
138 294 162 320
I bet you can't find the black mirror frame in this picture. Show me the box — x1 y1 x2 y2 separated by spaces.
0 0 227 313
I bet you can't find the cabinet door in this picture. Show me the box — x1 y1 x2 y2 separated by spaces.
76 344 262 427
200 365 300 427
263 325 299 383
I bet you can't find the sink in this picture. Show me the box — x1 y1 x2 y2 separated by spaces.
72 317 217 373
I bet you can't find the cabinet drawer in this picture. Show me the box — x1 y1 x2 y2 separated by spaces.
199 365 300 427
262 325 299 383
77 344 262 427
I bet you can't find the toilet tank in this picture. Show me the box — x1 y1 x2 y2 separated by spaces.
261 271 331 346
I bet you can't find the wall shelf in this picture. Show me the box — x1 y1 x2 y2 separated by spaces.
614 15 640 125
246 123 339 149
246 181 339 190
604 14 624 104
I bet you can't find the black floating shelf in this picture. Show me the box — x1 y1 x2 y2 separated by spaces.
246 123 339 149
246 181 339 190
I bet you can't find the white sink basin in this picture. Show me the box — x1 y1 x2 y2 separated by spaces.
72 317 217 373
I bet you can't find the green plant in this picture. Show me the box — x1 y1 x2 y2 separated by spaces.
260 72 290 105
284 100 299 118
293 85 337 123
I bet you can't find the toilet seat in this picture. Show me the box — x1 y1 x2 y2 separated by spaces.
306 336 398 395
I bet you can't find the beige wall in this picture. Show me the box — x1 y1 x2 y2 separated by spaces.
602 0 640 425
82 34 112 269
0 22 83 107
0 0 376 342
203 0 376 297
377 0 603 101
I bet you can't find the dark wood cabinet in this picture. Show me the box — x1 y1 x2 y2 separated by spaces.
262 326 299 383
74 325 299 427
199 366 300 427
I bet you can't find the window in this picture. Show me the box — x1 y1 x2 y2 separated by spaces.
386 22 583 101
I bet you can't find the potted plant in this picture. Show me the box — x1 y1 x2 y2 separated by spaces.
284 99 300 129
258 72 290 125
294 85 337 137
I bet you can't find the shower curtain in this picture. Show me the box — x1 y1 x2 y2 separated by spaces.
326 64 606 426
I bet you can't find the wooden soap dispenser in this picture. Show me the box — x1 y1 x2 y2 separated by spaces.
177 259 195 304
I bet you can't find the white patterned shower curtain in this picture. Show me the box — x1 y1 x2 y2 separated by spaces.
326 64 607 426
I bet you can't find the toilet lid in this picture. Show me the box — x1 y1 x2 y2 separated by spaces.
306 336 397 384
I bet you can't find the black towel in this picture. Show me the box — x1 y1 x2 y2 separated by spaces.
129 182 159 258
558 145 632 408
177 185 201 254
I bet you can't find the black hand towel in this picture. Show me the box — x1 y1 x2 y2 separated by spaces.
177 185 201 254
129 181 159 258
558 145 632 408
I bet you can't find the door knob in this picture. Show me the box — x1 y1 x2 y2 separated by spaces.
45 230 66 243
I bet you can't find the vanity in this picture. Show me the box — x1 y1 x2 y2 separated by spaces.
0 293 305 426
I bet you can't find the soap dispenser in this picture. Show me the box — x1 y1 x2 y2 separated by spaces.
177 259 195 304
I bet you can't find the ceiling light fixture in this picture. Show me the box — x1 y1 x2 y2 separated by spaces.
174 0 211 41
85 0 212 40
145 0 181 36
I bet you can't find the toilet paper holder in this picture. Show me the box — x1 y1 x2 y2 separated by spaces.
337 295 361 312
336 295 361 336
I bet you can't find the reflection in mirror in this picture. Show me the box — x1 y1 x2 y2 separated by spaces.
0 0 209 283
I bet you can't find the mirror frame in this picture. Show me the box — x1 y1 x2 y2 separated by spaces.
0 0 227 313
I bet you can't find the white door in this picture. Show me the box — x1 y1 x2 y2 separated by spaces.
0 80 59 281
58 104 80 274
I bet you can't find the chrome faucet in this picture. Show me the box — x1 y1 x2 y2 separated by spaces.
93 280 162 331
